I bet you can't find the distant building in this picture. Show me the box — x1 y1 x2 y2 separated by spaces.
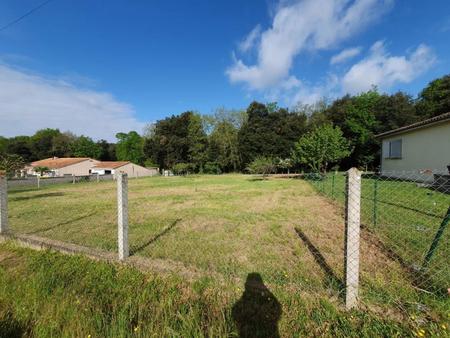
27 157 99 177
376 112 450 181
91 161 158 178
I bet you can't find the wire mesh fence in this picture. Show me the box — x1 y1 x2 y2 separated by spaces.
306 169 450 306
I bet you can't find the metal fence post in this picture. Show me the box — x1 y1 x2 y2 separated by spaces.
331 172 336 198
344 168 361 309
373 178 378 227
422 206 450 268
117 172 129 260
0 175 8 233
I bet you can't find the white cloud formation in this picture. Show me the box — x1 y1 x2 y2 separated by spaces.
0 63 145 141
342 41 436 94
238 25 261 53
227 0 393 90
330 47 362 65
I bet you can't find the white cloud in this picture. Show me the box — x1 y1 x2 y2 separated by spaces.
226 0 393 90
342 41 436 94
330 47 362 65
0 63 145 141
238 25 261 53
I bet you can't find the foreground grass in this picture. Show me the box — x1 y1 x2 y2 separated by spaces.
1 243 444 338
5 174 449 336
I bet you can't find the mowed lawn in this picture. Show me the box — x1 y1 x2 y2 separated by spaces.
3 175 449 336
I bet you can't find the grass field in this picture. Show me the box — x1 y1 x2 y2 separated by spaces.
2 174 449 337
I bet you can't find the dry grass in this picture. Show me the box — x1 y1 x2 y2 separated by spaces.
5 174 448 335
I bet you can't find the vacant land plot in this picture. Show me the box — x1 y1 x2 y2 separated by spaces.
3 175 449 336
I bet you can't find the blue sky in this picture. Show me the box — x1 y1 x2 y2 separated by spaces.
0 0 449 140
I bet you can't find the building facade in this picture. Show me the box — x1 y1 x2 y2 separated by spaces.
376 112 450 182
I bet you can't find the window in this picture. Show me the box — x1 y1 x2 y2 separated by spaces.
384 139 402 159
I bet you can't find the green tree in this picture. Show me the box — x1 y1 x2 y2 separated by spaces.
416 74 450 118
208 120 240 172
97 140 117 161
72 136 101 159
238 102 307 168
6 136 33 162
0 154 25 178
0 137 8 155
52 132 76 157
30 128 61 160
116 131 145 164
144 111 208 172
324 90 379 169
187 113 208 172
292 124 350 173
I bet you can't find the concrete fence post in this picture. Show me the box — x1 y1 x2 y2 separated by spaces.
344 167 361 309
0 175 8 233
117 172 129 260
72 174 75 184
37 176 40 189
96 173 100 183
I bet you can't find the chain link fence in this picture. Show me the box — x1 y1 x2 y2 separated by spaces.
306 169 449 314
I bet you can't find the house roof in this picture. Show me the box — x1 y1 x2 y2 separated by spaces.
92 161 129 169
31 157 91 169
375 112 450 139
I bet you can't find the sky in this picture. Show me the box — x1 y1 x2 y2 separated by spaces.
0 0 449 141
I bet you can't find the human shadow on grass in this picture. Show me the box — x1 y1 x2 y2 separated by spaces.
9 192 64 201
26 212 96 235
232 273 282 338
294 228 345 294
0 314 25 338
130 219 181 256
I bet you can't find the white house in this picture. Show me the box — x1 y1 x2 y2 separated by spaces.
91 161 158 178
376 112 450 182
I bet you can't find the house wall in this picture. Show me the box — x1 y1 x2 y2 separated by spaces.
115 163 158 178
380 121 450 181
55 159 100 176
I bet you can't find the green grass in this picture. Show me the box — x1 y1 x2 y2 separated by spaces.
1 243 447 337
308 172 450 291
3 174 450 336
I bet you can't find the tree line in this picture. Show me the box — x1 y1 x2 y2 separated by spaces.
1 74 449 176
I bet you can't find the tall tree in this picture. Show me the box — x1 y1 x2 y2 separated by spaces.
30 128 62 160
416 74 450 118
52 132 76 157
116 131 145 164
72 136 101 158
6 136 33 162
238 101 307 168
208 120 240 172
324 91 380 169
97 140 117 161
187 113 208 171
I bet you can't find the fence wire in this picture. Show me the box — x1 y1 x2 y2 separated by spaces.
306 169 449 314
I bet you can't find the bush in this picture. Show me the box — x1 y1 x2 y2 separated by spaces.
203 162 222 174
246 156 276 177
172 163 194 175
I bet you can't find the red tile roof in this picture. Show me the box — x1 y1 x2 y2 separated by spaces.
31 157 91 169
92 161 129 169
